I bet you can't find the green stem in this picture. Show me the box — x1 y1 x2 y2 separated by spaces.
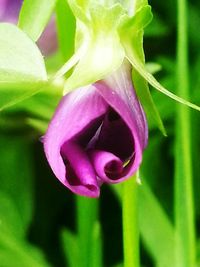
175 0 196 266
76 196 99 267
122 175 140 267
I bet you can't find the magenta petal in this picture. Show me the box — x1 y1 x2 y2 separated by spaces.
44 86 108 197
94 63 148 180
0 0 7 18
61 141 99 197
44 64 148 197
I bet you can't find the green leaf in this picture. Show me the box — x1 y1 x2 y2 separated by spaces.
139 182 175 267
0 192 24 239
90 222 103 267
0 23 47 81
12 86 61 120
27 118 48 133
197 240 200 264
0 81 47 111
0 136 51 267
62 230 79 267
18 0 57 41
0 135 34 232
62 223 103 267
0 23 48 110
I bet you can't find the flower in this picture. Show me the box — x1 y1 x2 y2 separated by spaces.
0 0 57 55
44 63 148 197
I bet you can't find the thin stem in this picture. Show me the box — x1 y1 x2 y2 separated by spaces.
175 0 196 266
122 175 140 267
76 196 99 267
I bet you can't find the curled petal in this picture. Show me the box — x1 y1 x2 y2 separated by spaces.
90 150 124 183
95 62 148 180
61 141 99 197
44 63 148 197
44 86 108 197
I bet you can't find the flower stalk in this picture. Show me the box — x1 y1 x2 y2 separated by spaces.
174 0 196 265
77 196 99 267
122 174 140 267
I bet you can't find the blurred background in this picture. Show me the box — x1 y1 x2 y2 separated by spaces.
0 0 200 266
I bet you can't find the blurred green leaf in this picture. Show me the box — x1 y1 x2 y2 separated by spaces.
145 13 169 37
90 222 103 267
62 221 103 267
15 88 61 120
18 0 57 41
0 133 52 266
62 229 79 267
189 5 200 50
56 0 75 62
0 23 47 82
139 182 175 267
27 118 48 133
0 81 47 111
145 62 162 74
45 51 63 74
0 23 48 110
112 264 123 267
0 192 24 239
0 193 51 267
0 135 34 230
197 240 200 265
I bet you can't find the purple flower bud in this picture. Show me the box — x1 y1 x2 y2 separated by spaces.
44 64 148 197
0 0 57 55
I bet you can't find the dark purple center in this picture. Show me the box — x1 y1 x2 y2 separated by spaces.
61 107 134 186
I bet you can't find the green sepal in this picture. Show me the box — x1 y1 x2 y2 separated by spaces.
119 5 166 135
62 2 126 93
120 4 200 120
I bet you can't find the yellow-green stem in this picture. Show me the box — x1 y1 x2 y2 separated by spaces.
122 176 140 267
175 0 196 266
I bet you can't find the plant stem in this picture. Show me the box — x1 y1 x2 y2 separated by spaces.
122 175 140 267
76 196 99 267
175 0 196 266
